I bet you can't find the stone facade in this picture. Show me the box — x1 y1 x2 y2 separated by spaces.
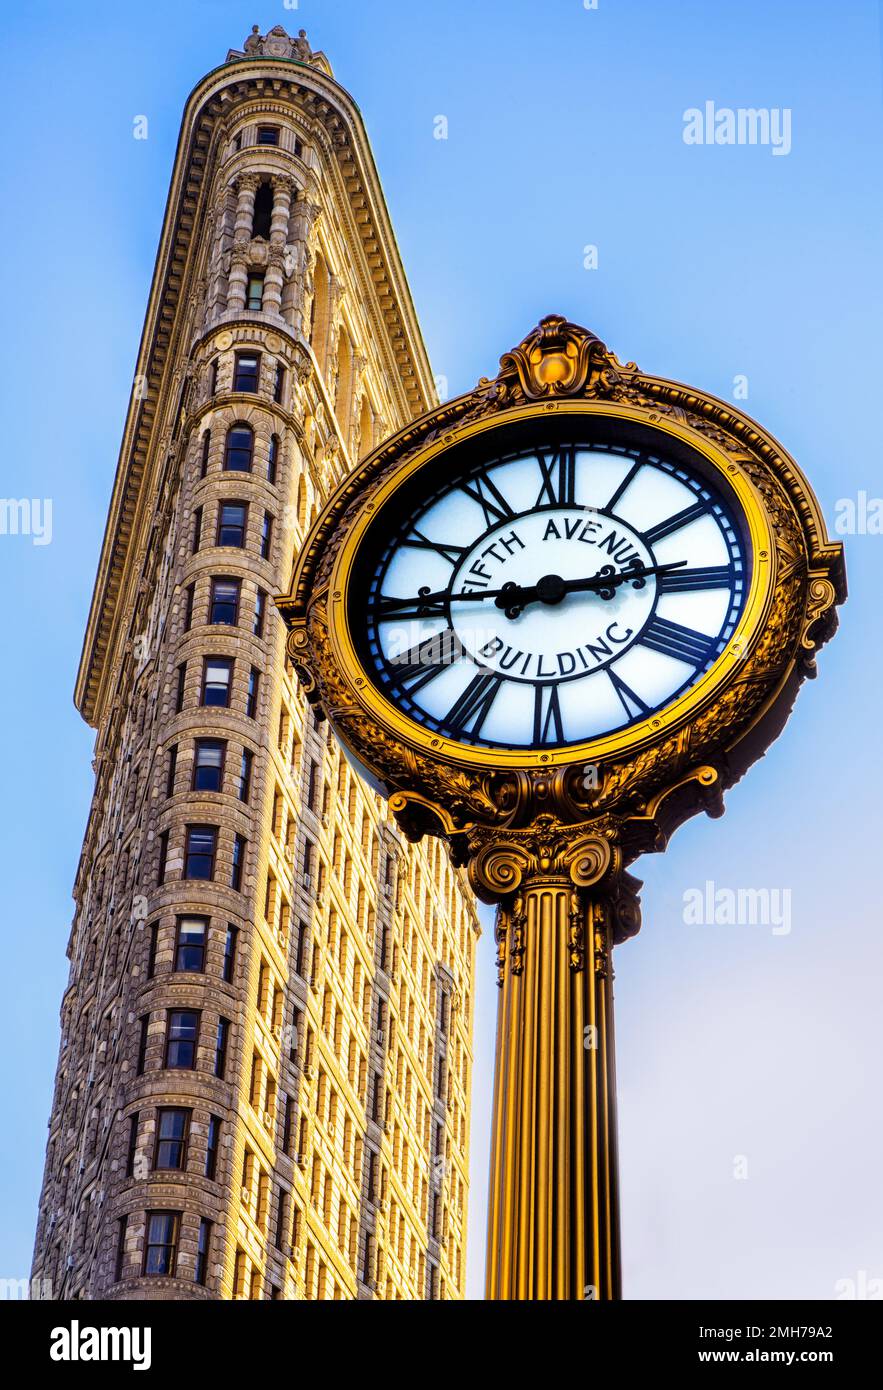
31 28 479 1301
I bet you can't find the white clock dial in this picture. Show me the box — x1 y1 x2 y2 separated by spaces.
358 441 747 749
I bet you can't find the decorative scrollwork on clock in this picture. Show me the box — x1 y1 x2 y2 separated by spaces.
276 316 845 913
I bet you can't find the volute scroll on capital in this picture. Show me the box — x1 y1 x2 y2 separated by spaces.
466 820 620 904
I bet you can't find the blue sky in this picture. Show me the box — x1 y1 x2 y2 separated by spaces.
2 0 882 1299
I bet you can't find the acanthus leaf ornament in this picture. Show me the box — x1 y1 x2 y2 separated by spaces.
496 313 634 401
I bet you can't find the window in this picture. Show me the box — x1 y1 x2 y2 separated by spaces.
237 749 253 803
146 922 159 978
175 663 186 713
157 830 169 885
253 588 267 638
143 1211 180 1277
246 272 265 311
175 916 208 972
215 1018 231 1079
246 667 260 719
224 424 254 472
206 1115 221 1179
192 506 203 553
233 1249 246 1298
233 353 260 393
231 834 246 891
306 760 318 810
273 362 285 404
217 501 247 547
209 359 219 396
200 429 211 478
257 125 280 146
223 925 238 983
115 1216 128 1282
165 745 177 798
302 838 315 888
165 1011 199 1069
183 582 195 632
154 1108 191 1170
195 1218 212 1286
202 657 232 708
136 1016 149 1075
184 826 217 880
192 739 225 793
295 925 308 978
125 1113 139 1177
260 512 273 561
267 434 278 485
209 577 240 625
252 181 273 238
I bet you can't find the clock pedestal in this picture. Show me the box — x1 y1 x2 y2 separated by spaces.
468 824 641 1300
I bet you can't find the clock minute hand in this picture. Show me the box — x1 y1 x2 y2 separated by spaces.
378 561 687 618
562 559 688 600
492 561 688 617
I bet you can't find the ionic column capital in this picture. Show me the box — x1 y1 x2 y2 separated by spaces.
465 819 641 979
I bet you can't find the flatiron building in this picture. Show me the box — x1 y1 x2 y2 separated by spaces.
31 25 479 1301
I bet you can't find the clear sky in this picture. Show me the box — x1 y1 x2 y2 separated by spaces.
2 0 881 1300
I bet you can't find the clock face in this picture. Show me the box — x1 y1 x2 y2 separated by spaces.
354 436 749 751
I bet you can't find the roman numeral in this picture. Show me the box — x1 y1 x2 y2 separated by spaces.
401 528 466 566
445 671 503 737
535 447 576 507
533 684 565 746
638 615 717 667
387 628 462 693
459 471 514 527
608 669 651 720
643 500 708 546
605 461 642 513
656 564 733 594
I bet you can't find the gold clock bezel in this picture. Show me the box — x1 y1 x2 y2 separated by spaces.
327 400 776 771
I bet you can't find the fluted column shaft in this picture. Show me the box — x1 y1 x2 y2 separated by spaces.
468 828 640 1302
486 882 620 1300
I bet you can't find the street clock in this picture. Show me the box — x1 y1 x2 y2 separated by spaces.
276 316 844 1300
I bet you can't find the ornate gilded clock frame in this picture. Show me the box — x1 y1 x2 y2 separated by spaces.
276 316 845 1301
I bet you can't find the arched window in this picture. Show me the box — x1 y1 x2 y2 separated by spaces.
310 254 331 366
252 182 273 240
200 429 211 478
267 434 279 485
335 334 353 436
359 397 373 458
224 423 254 472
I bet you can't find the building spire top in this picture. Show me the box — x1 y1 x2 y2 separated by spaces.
228 24 330 73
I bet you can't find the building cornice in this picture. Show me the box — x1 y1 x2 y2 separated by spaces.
75 50 436 727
